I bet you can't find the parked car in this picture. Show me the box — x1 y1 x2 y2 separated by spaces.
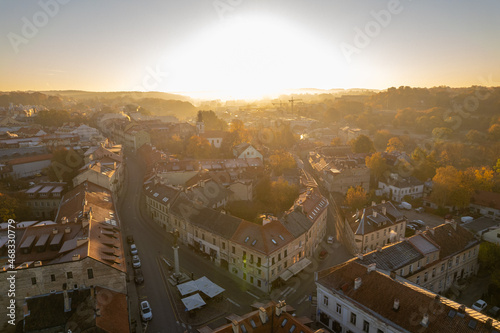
140 301 153 321
471 299 487 312
406 224 416 231
132 255 141 268
415 207 424 213
130 244 138 255
127 235 134 244
327 236 334 244
134 268 144 284
461 216 474 223
411 220 426 227
399 202 412 210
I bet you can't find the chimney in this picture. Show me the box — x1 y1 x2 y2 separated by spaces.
65 227 71 234
52 228 58 234
61 216 68 224
372 201 376 207
373 211 378 218
258 307 268 323
390 271 397 279
276 300 286 316
231 319 239 333
382 206 387 215
355 209 360 219
368 263 376 272
72 254 80 261
354 277 362 290
76 237 88 247
376 246 382 253
420 314 429 327
393 298 400 311
357 253 364 260
382 200 386 204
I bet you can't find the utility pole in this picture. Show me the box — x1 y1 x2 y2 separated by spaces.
289 97 302 115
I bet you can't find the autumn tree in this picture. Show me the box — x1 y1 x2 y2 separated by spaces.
431 166 473 209
198 110 227 131
349 135 374 153
488 123 500 141
365 152 388 183
330 137 342 146
410 147 437 181
0 193 17 221
373 130 392 151
186 136 213 159
269 151 296 176
386 137 404 153
345 186 368 210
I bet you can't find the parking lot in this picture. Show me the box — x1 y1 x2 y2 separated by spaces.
403 209 446 229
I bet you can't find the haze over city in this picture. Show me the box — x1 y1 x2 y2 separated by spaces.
2 0 500 99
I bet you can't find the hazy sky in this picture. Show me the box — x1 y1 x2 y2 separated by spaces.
1 0 499 99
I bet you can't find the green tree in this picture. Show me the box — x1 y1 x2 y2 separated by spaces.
0 193 18 221
349 135 374 153
46 148 84 184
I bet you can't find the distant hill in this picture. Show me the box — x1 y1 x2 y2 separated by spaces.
37 90 192 102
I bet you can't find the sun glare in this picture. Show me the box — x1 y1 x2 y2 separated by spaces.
163 15 342 100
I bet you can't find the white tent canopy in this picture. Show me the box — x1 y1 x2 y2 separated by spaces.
177 276 225 298
182 293 206 311
195 276 225 298
177 280 198 296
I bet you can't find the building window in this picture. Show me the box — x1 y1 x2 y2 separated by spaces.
409 264 413 274
278 253 281 261
31 277 37 285
432 268 436 277
400 268 404 276
417 260 421 268
350 312 357 325
67 272 73 279
213 238 216 245
232 246 235 254
456 256 459 264
51 274 56 282
323 296 328 306
336 303 342 314
272 257 275 265
363 320 370 332
257 280 261 287
424 272 428 282
222 242 226 250
416 276 420 284
284 249 287 257
87 268 94 279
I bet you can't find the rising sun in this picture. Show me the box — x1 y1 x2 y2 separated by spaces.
162 15 343 100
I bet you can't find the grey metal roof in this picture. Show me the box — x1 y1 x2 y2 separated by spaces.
356 241 423 271
408 234 439 255
281 210 311 238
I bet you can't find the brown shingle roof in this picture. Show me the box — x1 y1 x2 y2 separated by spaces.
423 223 478 259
